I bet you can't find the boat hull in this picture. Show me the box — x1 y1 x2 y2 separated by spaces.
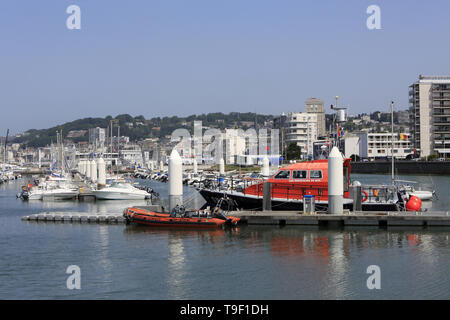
93 191 148 200
198 189 399 212
124 208 238 228
42 191 78 201
28 192 43 200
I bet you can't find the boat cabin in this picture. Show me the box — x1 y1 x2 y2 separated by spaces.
243 159 351 201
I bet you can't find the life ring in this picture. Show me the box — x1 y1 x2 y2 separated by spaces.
362 190 368 202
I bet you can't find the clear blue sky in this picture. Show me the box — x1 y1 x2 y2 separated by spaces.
1 0 450 134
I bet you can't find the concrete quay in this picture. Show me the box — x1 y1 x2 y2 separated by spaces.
230 210 450 227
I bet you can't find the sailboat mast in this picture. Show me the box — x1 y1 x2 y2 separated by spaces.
391 101 395 186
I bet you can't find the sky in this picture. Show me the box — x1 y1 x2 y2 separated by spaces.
1 0 450 134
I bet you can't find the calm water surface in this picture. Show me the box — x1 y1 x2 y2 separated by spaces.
0 174 449 299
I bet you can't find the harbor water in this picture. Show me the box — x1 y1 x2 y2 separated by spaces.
0 174 449 299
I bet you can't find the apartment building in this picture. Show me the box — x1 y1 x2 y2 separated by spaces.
355 132 413 159
285 112 318 157
305 98 326 138
409 75 450 158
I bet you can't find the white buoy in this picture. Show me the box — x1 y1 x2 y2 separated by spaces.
86 160 92 180
97 157 106 187
91 159 97 183
219 158 225 175
328 146 344 214
193 158 198 174
160 160 164 171
168 150 183 211
262 156 270 177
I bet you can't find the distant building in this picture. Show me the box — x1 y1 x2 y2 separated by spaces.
273 113 288 158
343 135 360 159
67 130 87 138
355 132 413 159
224 129 246 164
409 75 450 158
88 127 106 148
305 98 326 137
285 112 318 158
397 110 410 125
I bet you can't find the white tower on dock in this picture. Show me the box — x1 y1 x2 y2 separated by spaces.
219 158 225 175
328 146 343 214
193 158 198 174
168 149 183 211
261 156 270 177
97 157 106 187
91 159 97 183
86 160 92 180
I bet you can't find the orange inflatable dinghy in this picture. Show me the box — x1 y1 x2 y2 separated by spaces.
124 206 240 228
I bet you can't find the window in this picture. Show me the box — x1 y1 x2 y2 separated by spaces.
274 170 291 179
293 170 307 179
310 170 322 179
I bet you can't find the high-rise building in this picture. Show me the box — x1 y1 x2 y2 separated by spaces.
409 75 450 158
285 112 318 158
305 98 326 138
89 127 106 149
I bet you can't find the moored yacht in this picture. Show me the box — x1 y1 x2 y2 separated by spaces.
92 181 151 200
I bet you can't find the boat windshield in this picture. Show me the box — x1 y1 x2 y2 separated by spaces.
110 182 130 189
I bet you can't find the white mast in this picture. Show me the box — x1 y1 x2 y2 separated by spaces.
391 101 395 186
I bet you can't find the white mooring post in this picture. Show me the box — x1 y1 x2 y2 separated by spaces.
169 149 183 212
328 146 343 214
193 158 198 174
219 158 225 175
83 160 88 176
86 159 92 180
97 157 106 187
262 156 270 177
91 159 97 183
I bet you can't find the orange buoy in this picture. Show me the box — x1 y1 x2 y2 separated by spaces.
406 195 422 211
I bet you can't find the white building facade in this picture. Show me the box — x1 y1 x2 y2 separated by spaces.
354 132 413 159
409 75 450 158
285 112 318 158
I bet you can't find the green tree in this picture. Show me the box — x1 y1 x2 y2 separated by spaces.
286 142 301 160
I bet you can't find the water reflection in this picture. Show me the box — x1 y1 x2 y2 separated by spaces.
123 224 228 242
97 226 113 292
167 236 187 299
